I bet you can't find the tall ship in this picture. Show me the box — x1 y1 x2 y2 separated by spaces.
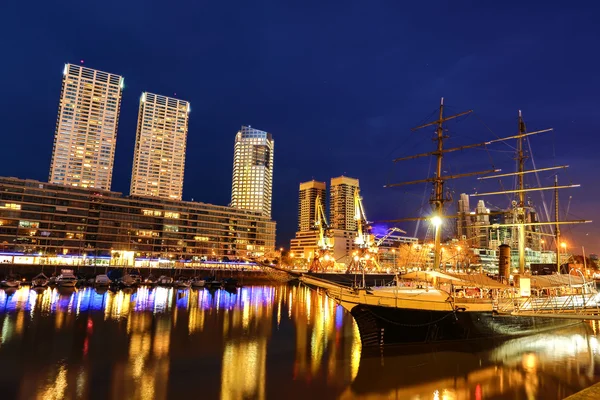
301 99 597 347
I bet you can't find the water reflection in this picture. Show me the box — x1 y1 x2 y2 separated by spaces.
0 285 599 399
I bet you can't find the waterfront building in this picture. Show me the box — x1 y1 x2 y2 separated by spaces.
49 64 124 190
130 92 190 200
329 176 359 231
0 177 275 263
230 126 274 218
298 180 326 232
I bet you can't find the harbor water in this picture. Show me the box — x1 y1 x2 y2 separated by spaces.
0 283 599 399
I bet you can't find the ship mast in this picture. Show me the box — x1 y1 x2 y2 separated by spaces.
516 111 527 274
410 98 472 270
555 175 561 274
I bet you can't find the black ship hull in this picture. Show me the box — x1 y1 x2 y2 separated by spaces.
350 303 582 347
307 272 395 287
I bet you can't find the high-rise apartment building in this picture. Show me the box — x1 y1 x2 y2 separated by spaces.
298 180 326 231
49 64 124 190
330 176 359 230
230 126 274 217
130 92 190 200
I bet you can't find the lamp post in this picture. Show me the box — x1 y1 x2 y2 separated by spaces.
560 242 567 273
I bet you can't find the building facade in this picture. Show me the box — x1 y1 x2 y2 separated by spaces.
329 176 359 231
0 177 275 261
130 92 190 200
49 64 124 190
230 126 274 217
298 180 326 232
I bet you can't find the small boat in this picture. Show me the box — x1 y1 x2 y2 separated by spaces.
56 269 78 287
205 277 222 289
191 278 206 288
94 274 112 287
0 275 21 289
120 274 137 288
174 277 191 288
144 274 158 286
157 276 173 286
31 273 49 288
129 271 143 285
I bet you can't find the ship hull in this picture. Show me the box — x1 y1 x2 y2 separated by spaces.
307 272 395 287
346 302 581 347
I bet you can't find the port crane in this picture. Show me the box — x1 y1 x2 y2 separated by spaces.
346 188 384 273
308 194 334 272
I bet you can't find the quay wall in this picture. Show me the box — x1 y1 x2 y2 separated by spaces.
0 263 289 284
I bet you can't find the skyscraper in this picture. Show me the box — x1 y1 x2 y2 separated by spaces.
49 63 124 190
130 92 190 200
298 180 326 231
330 176 359 230
230 126 274 217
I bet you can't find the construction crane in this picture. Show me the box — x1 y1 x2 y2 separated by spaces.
308 194 334 272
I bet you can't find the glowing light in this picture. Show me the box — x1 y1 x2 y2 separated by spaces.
63 64 68 76
431 216 442 227
561 242 567 249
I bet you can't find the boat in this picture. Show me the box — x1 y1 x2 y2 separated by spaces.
119 274 137 288
205 277 222 289
0 275 21 289
31 273 49 288
157 275 173 286
301 99 596 348
56 269 78 287
174 277 191 288
144 274 158 286
94 274 112 287
190 277 206 288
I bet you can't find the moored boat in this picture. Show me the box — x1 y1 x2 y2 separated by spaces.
157 275 173 286
191 278 206 288
31 273 49 288
94 274 112 287
56 269 78 287
0 275 21 289
301 100 596 348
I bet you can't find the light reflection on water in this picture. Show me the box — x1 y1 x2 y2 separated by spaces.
0 285 599 399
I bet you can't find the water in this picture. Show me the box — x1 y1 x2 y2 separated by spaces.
0 284 599 399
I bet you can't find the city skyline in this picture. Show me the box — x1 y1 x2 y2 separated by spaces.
2 1 600 252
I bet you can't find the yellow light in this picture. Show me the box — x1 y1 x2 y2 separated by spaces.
431 216 442 227
353 256 359 262
456 246 461 251
561 242 567 249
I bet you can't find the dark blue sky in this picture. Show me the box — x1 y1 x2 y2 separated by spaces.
2 1 599 252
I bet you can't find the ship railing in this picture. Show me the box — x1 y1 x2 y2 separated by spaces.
496 292 600 316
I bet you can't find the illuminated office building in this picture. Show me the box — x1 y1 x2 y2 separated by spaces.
130 92 190 200
230 126 274 217
49 63 124 190
298 180 326 232
330 176 359 231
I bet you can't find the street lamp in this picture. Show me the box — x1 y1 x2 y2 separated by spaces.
560 242 567 266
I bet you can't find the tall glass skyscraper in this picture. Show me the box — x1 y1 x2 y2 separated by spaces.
130 92 190 200
49 64 124 190
230 126 274 218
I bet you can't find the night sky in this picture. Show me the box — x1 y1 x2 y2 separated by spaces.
2 1 599 253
